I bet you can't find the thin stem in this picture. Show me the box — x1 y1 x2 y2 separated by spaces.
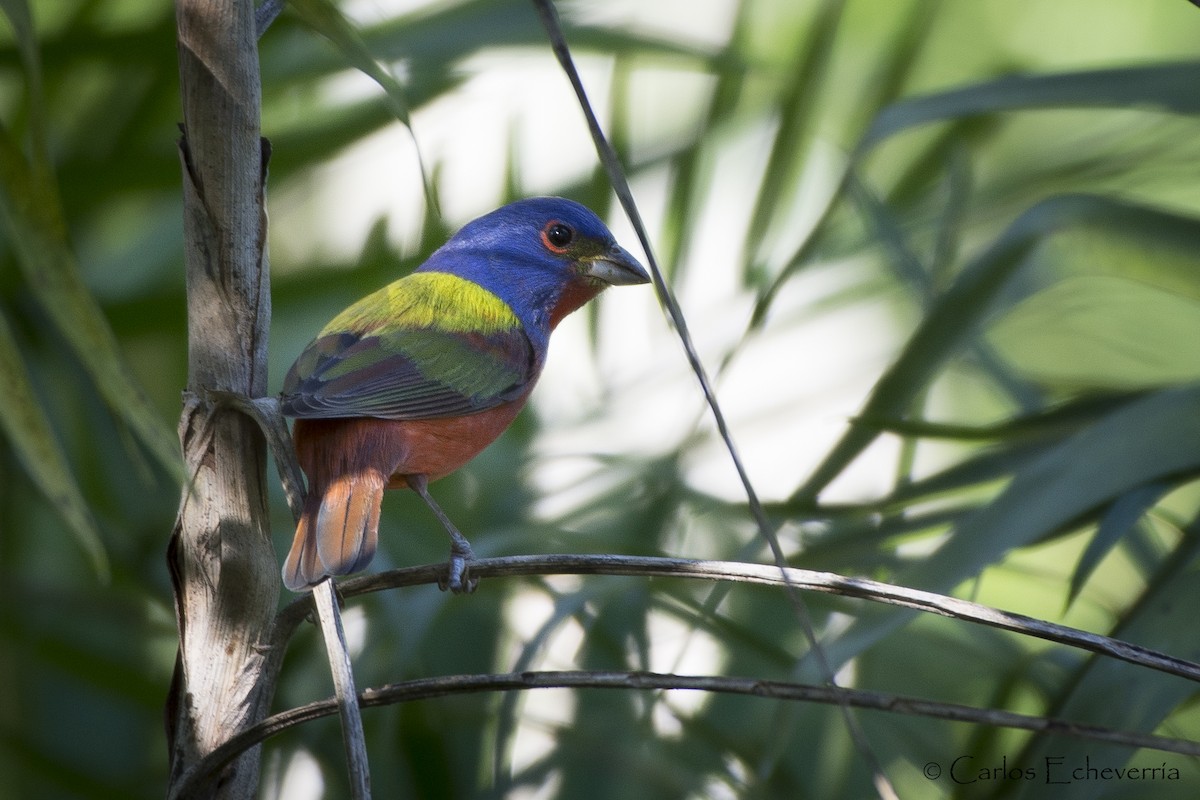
270 554 1200 686
313 579 371 799
529 3 895 797
170 668 1200 797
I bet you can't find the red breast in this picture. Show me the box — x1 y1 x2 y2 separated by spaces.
293 392 533 491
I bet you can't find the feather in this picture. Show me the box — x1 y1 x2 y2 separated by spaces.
316 470 383 578
282 494 325 591
281 278 537 421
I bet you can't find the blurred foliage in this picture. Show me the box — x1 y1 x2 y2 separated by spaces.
3 0 1200 798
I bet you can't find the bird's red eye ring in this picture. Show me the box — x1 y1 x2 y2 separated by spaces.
541 221 574 253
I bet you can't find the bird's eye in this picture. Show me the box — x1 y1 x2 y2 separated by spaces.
542 222 574 252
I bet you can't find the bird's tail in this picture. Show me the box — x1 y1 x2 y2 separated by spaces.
282 469 384 592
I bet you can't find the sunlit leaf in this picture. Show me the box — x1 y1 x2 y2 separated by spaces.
988 277 1200 388
860 62 1200 150
1024 209 1200 298
1067 482 1169 606
1008 545 1200 800
793 193 1145 504
741 0 846 273
810 385 1200 676
286 0 417 127
904 385 1200 594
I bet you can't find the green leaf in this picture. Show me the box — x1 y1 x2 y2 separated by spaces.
810 385 1200 675
1007 538 1200 800
286 0 445 214
0 123 181 480
740 0 846 272
0 0 48 171
0 309 109 580
1034 212 1200 297
860 62 1200 150
286 0 415 127
1067 482 1168 606
906 385 1200 591
792 193 1140 504
988 276 1200 388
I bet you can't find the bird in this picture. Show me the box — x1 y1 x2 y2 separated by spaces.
279 197 650 592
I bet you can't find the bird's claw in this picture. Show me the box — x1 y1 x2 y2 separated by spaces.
439 550 478 594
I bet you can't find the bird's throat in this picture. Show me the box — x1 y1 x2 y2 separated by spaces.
548 277 604 329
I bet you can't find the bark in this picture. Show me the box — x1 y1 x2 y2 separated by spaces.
166 1 279 797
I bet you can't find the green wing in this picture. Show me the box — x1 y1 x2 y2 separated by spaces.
280 273 538 420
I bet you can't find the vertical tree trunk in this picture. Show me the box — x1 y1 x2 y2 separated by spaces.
167 1 279 797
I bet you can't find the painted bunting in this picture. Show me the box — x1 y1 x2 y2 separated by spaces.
279 197 650 592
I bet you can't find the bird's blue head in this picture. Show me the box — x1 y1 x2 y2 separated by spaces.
419 197 649 345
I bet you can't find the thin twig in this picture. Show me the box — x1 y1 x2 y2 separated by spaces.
313 579 372 799
168 668 1200 796
528 0 774 559
270 554 1200 686
528 4 896 798
203 388 372 795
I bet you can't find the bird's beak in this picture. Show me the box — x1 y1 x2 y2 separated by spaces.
581 243 651 286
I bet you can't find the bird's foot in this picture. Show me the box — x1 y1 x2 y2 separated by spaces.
439 539 478 594
409 474 481 594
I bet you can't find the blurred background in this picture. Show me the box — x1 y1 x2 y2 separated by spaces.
4 0 1200 797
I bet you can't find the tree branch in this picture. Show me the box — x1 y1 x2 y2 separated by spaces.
169 667 1200 797
272 554 1200 686
313 579 372 799
167 1 279 798
234 555 1199 798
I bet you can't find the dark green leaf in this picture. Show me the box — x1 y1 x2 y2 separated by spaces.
0 309 108 579
0 124 181 479
1067 482 1169 606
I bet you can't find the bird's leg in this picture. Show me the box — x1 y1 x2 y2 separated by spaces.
406 474 478 593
